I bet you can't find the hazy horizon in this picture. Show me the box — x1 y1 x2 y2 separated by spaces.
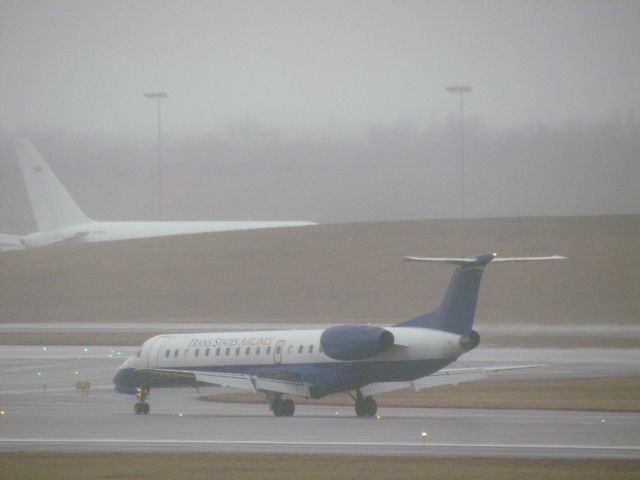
1 1 639 135
1 1 639 231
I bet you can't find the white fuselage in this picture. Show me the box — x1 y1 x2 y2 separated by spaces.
118 327 465 374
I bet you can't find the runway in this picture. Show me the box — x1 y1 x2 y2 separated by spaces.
1 346 639 458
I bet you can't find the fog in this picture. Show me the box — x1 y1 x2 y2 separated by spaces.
1 1 639 231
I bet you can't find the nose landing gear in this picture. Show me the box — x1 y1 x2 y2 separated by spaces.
134 385 150 415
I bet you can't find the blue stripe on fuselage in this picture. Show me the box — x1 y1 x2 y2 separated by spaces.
113 358 453 399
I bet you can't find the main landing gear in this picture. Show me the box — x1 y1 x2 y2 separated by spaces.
353 390 377 417
134 385 150 415
270 393 295 417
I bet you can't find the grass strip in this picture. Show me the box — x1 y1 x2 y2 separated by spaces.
1 453 639 480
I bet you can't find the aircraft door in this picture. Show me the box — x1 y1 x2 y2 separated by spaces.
147 336 170 368
274 339 285 365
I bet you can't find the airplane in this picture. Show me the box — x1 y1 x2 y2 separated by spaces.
0 139 316 250
113 253 565 416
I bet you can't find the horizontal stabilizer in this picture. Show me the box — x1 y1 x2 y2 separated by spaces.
405 254 566 267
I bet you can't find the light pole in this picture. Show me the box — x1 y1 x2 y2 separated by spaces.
446 85 471 218
145 91 168 220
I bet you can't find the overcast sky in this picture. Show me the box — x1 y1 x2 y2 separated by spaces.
1 0 639 136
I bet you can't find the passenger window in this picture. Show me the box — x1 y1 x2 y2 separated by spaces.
225 347 230 356
216 348 221 356
308 345 314 354
174 349 179 357
266 346 272 355
256 346 261 355
205 348 210 356
275 345 281 354
246 347 251 355
165 349 170 358
298 345 303 354
195 348 200 357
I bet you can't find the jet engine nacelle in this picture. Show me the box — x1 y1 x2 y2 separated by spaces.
459 330 480 352
320 324 395 361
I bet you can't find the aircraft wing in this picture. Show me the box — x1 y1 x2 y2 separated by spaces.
0 234 25 251
360 364 545 397
135 368 311 397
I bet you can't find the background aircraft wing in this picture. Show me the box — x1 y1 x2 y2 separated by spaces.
136 368 311 397
360 364 545 397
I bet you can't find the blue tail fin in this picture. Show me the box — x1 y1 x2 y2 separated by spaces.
395 254 494 335
395 253 565 335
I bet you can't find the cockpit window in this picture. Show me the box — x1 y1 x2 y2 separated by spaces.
136 349 142 358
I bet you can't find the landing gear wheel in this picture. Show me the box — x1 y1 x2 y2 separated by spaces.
134 402 148 415
354 392 377 417
142 402 150 415
271 397 284 417
363 396 377 417
281 398 295 417
271 397 295 417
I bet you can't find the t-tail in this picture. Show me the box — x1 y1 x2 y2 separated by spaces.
14 138 91 231
395 253 566 336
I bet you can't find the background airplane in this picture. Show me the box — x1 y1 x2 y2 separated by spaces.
113 253 564 416
0 139 316 250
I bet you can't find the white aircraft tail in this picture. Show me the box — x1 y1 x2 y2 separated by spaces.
15 139 91 231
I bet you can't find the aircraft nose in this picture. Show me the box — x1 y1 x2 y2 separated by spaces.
113 366 138 394
113 356 141 393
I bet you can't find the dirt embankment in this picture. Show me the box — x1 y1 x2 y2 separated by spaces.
1 215 638 325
